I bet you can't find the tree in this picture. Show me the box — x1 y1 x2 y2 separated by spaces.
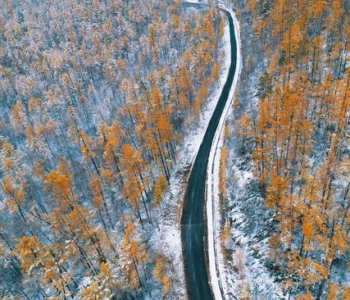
120 222 149 293
154 174 168 206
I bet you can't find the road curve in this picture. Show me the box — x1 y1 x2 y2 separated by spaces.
181 8 238 300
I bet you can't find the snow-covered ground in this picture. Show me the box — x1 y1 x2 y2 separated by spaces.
151 2 283 299
207 3 286 300
217 3 286 299
149 4 234 298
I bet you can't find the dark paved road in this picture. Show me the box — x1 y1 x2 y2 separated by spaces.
181 8 237 300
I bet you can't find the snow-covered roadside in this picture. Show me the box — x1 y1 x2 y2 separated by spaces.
149 7 233 299
215 3 286 299
206 5 242 300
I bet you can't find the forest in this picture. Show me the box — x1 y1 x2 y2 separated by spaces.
0 0 223 298
1 0 350 299
222 0 350 298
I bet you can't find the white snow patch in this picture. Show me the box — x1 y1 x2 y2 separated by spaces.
233 167 252 189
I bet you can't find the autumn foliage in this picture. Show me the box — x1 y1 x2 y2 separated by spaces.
237 0 350 298
0 0 223 298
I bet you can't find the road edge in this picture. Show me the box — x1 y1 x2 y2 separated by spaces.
206 5 242 300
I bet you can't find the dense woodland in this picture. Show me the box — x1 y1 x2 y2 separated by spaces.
2 0 350 298
230 0 350 298
0 0 223 298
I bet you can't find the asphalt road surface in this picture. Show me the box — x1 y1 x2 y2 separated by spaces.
181 8 237 300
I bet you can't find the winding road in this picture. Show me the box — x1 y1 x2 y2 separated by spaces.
180 7 238 300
